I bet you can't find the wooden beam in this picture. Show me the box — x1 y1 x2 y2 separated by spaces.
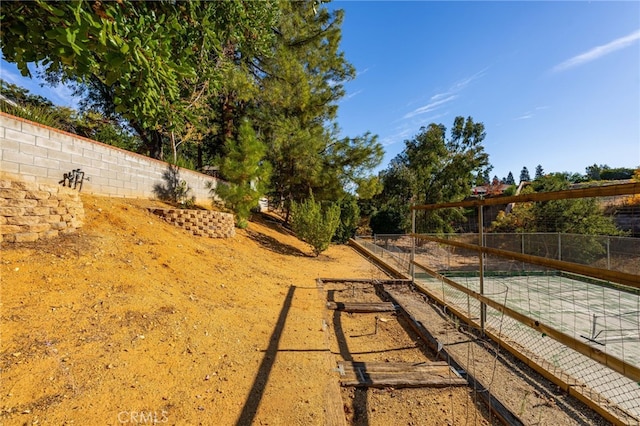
380 287 525 426
411 182 640 211
403 280 638 426
412 260 640 383
411 234 639 288
326 301 397 313
318 278 411 285
337 361 466 388
340 360 449 372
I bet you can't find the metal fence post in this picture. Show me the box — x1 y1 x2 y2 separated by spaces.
607 236 611 270
478 205 486 333
411 209 416 282
558 232 562 261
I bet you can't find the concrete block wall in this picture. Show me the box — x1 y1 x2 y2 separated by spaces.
149 208 235 238
0 178 85 243
0 112 220 204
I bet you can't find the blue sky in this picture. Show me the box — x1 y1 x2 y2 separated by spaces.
330 0 640 180
1 1 639 181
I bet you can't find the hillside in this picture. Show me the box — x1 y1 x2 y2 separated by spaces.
1 195 393 425
0 195 612 426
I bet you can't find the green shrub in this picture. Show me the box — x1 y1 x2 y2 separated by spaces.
333 197 360 243
290 196 341 256
210 119 271 229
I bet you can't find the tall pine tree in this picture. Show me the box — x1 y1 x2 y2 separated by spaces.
212 119 271 228
250 1 382 220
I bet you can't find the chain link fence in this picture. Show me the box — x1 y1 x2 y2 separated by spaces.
355 182 640 424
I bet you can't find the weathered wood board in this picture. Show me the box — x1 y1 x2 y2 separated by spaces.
337 361 466 388
326 302 397 312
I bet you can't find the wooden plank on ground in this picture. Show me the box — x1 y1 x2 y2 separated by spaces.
337 361 466 388
326 302 397 312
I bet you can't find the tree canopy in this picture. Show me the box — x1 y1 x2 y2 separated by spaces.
1 1 279 159
1 0 384 230
371 116 491 234
492 174 621 236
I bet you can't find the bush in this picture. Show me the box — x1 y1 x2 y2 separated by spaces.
290 196 341 256
369 207 406 235
333 197 360 244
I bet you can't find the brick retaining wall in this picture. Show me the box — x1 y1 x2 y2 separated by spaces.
149 208 235 238
0 178 84 243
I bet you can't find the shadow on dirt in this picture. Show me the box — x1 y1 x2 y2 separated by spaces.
236 286 296 426
328 289 370 425
250 212 297 237
245 228 308 257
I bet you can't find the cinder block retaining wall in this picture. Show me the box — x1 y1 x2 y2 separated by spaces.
149 208 235 238
0 112 220 204
0 178 85 243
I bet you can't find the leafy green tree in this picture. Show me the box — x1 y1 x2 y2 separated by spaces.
211 119 271 229
290 195 341 256
370 208 407 235
502 185 517 196
0 79 53 108
582 164 633 181
1 1 278 159
600 167 634 181
355 176 383 200
493 174 623 261
407 117 489 205
375 116 490 233
529 175 620 234
519 166 531 182
372 156 416 233
1 79 140 150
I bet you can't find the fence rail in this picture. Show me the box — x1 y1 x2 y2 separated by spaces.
355 182 640 424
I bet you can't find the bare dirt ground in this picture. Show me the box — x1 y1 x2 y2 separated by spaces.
319 280 495 426
0 194 611 425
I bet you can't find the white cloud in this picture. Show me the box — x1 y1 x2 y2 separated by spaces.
382 110 451 147
356 67 370 77
403 94 457 119
343 89 363 101
515 113 533 120
402 68 487 120
552 29 640 73
0 67 26 85
450 68 488 91
514 105 550 120
48 84 79 108
380 126 414 147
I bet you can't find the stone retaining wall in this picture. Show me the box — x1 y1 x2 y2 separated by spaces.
149 208 235 238
0 178 84 243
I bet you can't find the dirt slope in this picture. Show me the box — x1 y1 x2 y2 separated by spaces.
1 195 395 425
0 194 611 426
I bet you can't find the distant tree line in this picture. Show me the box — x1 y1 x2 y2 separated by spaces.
493 164 635 187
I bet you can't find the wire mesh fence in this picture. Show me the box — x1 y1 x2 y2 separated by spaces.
356 181 640 424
